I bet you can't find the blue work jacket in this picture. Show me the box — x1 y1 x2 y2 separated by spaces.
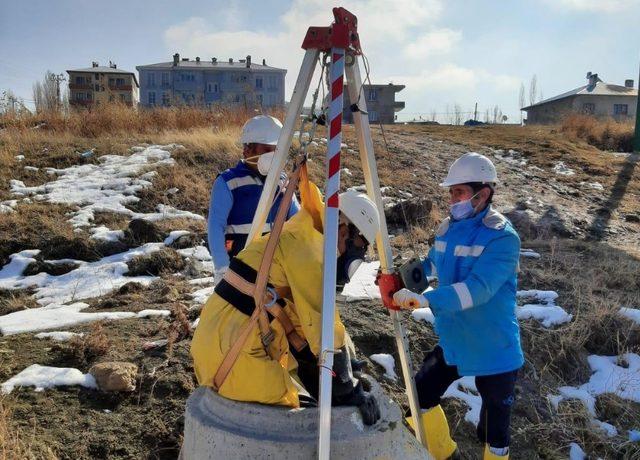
421 206 524 376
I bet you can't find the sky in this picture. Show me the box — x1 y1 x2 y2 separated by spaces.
1 0 639 122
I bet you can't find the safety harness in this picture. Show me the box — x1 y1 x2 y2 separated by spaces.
212 157 307 391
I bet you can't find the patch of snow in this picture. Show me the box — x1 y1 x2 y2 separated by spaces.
0 302 136 335
443 376 481 426
177 245 212 262
1 364 97 394
190 286 215 305
370 353 397 380
411 307 435 325
90 226 124 242
191 317 200 329
493 149 527 167
517 290 559 304
517 304 572 327
135 204 204 223
164 230 191 246
167 187 179 195
619 307 640 325
8 144 191 228
569 443 586 460
520 249 541 259
0 244 163 306
188 277 213 285
580 181 604 191
0 199 18 214
516 289 571 327
15 155 25 161
34 331 84 341
553 161 575 176
0 249 40 286
136 309 171 318
549 353 640 437
341 168 352 176
592 419 618 437
24 166 39 172
341 261 381 302
78 148 95 158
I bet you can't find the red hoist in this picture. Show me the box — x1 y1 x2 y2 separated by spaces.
244 7 427 459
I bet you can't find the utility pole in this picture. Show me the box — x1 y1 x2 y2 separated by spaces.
474 102 478 121
635 60 640 152
48 73 66 110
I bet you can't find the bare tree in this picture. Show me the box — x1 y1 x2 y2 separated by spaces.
32 71 60 112
538 91 544 103
430 109 437 122
453 104 462 125
518 83 525 124
0 90 28 115
529 74 537 107
484 109 490 123
492 105 499 124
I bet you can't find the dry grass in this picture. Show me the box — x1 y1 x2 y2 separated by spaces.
126 248 186 277
166 303 192 358
0 400 57 460
0 104 277 137
561 114 635 152
67 322 111 365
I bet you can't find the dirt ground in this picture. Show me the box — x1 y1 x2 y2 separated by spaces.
1 123 639 459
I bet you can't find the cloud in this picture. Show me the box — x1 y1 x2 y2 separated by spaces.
403 29 462 59
542 0 640 12
162 0 520 118
388 64 519 92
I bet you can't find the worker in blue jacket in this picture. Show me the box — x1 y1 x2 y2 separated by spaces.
393 152 523 460
208 115 299 284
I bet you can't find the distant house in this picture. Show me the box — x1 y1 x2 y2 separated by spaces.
136 54 286 109
522 73 637 124
342 83 405 124
67 62 139 108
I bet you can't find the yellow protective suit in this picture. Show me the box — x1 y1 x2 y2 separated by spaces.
190 168 346 408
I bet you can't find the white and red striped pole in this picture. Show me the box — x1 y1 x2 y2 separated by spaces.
317 45 345 460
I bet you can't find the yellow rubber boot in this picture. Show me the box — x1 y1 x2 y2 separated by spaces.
483 444 509 459
406 405 457 460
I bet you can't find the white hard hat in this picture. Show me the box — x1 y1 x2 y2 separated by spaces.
339 190 381 244
440 152 498 187
240 115 283 145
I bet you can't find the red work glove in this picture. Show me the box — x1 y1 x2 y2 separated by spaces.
375 271 403 311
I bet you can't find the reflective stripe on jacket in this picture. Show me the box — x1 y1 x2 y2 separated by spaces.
421 205 524 376
207 160 299 269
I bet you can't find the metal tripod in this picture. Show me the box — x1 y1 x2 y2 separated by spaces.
244 7 426 459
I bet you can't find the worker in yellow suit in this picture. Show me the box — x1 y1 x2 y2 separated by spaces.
191 166 381 425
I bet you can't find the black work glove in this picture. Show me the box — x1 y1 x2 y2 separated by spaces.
334 380 381 426
358 391 381 426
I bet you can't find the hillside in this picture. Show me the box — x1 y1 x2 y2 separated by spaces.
0 112 639 459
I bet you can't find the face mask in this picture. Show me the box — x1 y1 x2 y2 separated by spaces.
450 192 480 221
257 151 275 176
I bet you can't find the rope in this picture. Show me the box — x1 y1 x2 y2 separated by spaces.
359 52 423 258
